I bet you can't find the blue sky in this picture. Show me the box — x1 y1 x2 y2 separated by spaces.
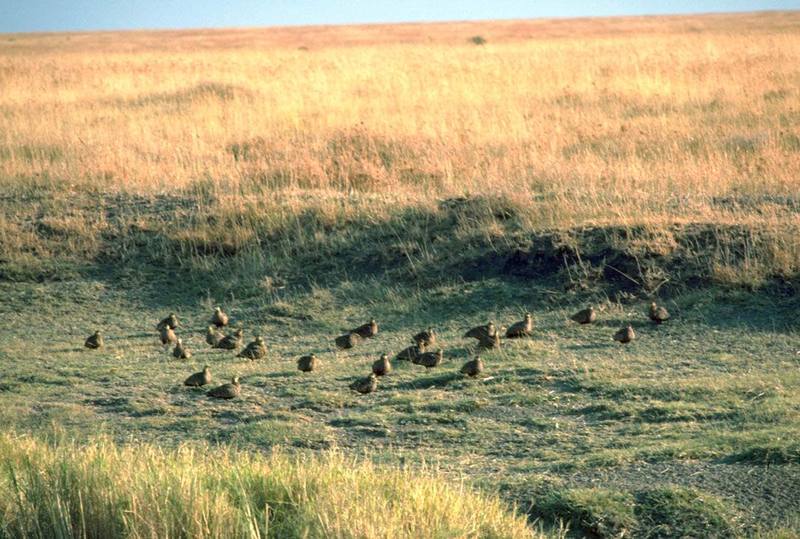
1 1 798 33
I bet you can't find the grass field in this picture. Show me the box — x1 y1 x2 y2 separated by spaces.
1 11 800 538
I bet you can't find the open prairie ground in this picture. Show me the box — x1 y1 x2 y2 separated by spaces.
1 11 799 538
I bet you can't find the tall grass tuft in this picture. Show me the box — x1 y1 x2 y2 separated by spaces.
0 433 536 538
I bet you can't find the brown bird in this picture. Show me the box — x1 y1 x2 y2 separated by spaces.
349 373 378 394
613 325 636 344
238 336 266 360
460 357 484 377
84 330 103 349
412 328 436 347
207 376 241 399
297 354 318 372
413 349 444 369
351 319 378 339
335 332 361 350
211 306 229 328
396 343 425 361
372 354 392 376
506 313 533 338
172 338 191 359
464 322 495 340
477 331 501 351
160 325 178 345
184 366 211 387
648 302 670 324
215 328 243 350
157 313 179 330
206 326 224 347
571 307 596 324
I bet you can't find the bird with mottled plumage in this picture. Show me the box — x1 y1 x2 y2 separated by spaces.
413 349 444 369
349 373 378 394
238 336 266 360
206 326 223 347
335 332 361 350
613 325 636 344
464 322 495 340
157 313 179 330
215 328 243 350
184 366 211 387
412 328 436 347
211 307 229 328
351 319 378 339
648 302 670 324
372 354 392 376
160 325 177 345
506 313 533 338
396 343 425 361
461 357 484 377
297 354 318 372
84 331 103 349
571 307 596 324
477 331 501 351
172 338 191 359
207 376 241 399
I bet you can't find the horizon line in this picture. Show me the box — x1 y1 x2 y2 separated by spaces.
1 7 794 37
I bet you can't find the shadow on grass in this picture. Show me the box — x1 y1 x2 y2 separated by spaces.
6 191 799 336
391 372 462 390
562 342 612 352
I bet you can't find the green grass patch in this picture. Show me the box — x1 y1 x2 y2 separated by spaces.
532 487 637 537
726 444 800 465
634 487 739 539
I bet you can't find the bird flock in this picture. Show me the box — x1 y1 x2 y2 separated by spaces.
83 302 670 399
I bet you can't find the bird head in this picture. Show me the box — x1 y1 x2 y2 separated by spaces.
232 376 240 385
203 365 210 372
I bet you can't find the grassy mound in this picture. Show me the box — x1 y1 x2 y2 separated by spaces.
0 433 534 538
634 487 738 539
527 485 739 538
2 191 797 299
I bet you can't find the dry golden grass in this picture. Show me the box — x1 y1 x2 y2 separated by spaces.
0 12 799 288
1 12 799 227
0 433 537 538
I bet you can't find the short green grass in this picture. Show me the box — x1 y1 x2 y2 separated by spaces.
1 256 798 536
1 188 799 538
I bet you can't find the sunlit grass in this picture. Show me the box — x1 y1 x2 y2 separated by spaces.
0 433 536 538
